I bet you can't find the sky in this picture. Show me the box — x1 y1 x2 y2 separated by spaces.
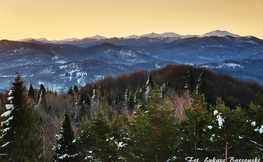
1 0 263 40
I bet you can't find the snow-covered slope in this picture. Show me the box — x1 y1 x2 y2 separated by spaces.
19 35 107 44
201 30 239 38
139 32 181 39
200 59 263 84
0 59 175 92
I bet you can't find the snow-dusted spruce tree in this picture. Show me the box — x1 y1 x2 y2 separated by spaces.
53 111 79 162
37 84 46 100
35 83 47 110
245 101 263 157
172 90 213 161
207 98 255 159
0 72 43 161
77 105 119 161
126 84 177 161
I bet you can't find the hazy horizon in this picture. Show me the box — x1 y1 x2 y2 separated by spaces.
1 0 263 40
1 30 259 42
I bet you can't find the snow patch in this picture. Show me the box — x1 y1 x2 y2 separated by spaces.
254 125 263 134
1 110 12 117
5 104 14 111
203 63 243 69
214 110 218 115
59 153 70 159
155 64 161 69
1 141 11 148
1 116 14 127
95 75 104 81
214 110 224 129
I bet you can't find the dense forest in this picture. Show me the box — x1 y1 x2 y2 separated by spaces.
0 64 263 161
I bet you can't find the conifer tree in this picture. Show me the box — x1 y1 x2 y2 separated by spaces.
84 93 91 105
145 75 154 101
107 114 129 161
0 72 43 161
124 89 134 112
68 86 74 96
134 88 143 104
185 66 194 93
36 83 47 109
246 102 263 156
91 89 97 105
128 93 135 111
126 85 177 161
79 103 90 123
38 84 46 99
173 90 212 160
207 98 254 159
99 85 105 99
254 91 263 107
148 74 154 88
106 93 112 106
77 105 118 161
124 89 130 104
53 111 79 162
28 83 35 99
113 93 122 106
73 85 79 94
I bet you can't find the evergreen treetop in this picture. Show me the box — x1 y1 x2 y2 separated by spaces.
28 83 35 99
68 86 74 96
53 110 79 162
0 72 44 161
127 85 177 161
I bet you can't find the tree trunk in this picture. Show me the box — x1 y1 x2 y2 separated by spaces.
224 132 228 162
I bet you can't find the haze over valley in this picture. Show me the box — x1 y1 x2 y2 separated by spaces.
1 30 263 92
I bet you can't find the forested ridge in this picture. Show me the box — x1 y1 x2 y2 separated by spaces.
0 64 263 161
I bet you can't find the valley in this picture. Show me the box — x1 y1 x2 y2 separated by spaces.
1 30 263 92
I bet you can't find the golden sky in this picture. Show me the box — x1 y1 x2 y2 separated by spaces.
1 0 263 40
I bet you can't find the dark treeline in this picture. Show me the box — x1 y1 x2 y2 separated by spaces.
80 64 263 109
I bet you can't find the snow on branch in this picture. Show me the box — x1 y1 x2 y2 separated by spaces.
214 110 225 129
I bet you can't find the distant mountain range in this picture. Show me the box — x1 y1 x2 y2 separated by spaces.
1 30 263 92
18 30 241 44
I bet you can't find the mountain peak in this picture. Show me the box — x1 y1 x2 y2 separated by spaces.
85 35 106 40
139 32 181 39
124 34 139 39
201 30 239 38
61 38 78 42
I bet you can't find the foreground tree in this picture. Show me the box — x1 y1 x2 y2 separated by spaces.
53 111 79 161
245 102 263 157
126 85 177 161
77 105 118 161
0 72 43 161
173 90 213 160
207 98 255 159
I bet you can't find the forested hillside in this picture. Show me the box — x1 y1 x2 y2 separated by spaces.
0 64 263 161
80 64 263 109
